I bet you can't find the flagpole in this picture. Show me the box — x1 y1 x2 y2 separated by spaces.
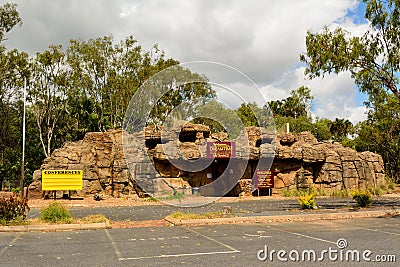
20 77 26 199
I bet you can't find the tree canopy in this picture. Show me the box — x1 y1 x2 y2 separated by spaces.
0 3 21 44
300 0 400 102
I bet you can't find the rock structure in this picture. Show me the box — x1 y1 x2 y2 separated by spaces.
28 129 140 198
28 124 385 198
273 132 385 192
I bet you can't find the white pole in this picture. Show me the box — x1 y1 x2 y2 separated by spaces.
20 77 26 198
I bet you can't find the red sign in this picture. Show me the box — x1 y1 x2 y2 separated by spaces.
253 170 274 189
206 142 236 158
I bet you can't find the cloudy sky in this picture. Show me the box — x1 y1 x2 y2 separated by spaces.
2 0 371 123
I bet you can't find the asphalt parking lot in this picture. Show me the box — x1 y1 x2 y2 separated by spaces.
1 216 399 266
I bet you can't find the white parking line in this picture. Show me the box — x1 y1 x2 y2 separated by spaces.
0 233 24 258
364 228 400 236
120 250 240 261
185 227 241 252
268 226 337 245
105 227 241 261
105 229 123 259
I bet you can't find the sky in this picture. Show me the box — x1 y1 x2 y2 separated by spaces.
1 0 372 123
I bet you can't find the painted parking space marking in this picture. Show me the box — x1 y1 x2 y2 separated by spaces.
0 233 24 258
120 250 240 261
105 229 123 260
128 236 189 241
267 225 337 245
184 227 240 252
105 227 240 261
364 228 400 236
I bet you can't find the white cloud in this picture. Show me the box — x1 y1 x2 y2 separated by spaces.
2 0 370 122
264 67 369 124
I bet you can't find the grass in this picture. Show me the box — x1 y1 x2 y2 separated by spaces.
0 218 30 226
170 211 224 220
281 184 396 198
144 196 159 202
385 176 397 191
80 214 110 224
159 191 185 201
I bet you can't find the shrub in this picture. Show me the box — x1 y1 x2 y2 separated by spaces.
0 196 30 224
40 202 73 224
352 190 373 207
298 193 317 209
11 187 20 194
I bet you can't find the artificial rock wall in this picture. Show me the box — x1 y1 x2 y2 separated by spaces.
28 125 385 198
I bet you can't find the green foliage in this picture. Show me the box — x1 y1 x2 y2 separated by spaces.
30 45 69 157
329 188 351 198
40 202 73 224
329 118 353 142
11 187 20 194
311 118 332 141
0 48 32 190
347 94 400 181
0 4 215 188
386 176 397 190
160 191 185 201
0 196 30 223
300 0 400 102
0 2 22 44
144 196 159 202
282 187 352 198
298 193 317 209
301 1 400 180
352 190 373 207
269 86 313 118
236 102 259 127
274 115 313 134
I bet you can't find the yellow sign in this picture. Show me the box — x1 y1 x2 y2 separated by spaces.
42 170 83 190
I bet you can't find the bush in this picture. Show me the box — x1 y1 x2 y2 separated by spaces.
298 193 317 209
11 187 20 194
0 196 30 224
352 190 373 207
40 202 73 224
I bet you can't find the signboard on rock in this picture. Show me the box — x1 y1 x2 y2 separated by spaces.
42 170 83 191
253 170 274 189
206 142 236 158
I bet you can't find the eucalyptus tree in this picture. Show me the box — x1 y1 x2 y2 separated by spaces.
67 35 215 130
0 2 21 44
300 0 400 102
268 86 313 118
30 45 69 157
0 49 30 189
67 36 173 130
300 0 400 180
